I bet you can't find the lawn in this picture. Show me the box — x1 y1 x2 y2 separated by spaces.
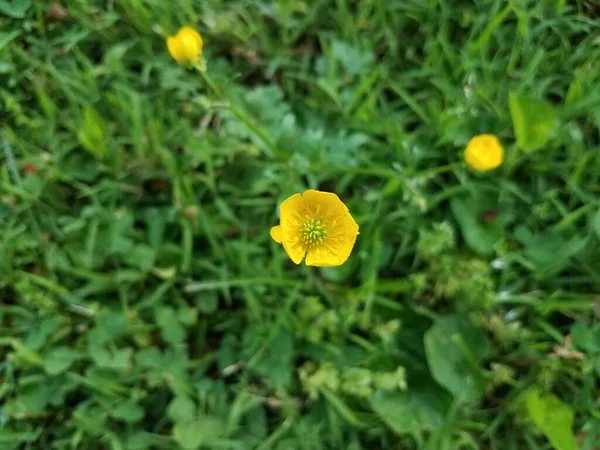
1 0 600 449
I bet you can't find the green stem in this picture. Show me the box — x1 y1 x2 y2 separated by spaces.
195 66 287 160
412 161 463 178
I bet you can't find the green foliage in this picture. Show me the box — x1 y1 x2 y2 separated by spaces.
1 0 600 449
509 92 558 153
425 316 491 403
524 388 577 450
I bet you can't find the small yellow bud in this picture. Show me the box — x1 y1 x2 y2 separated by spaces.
464 134 504 172
167 26 203 66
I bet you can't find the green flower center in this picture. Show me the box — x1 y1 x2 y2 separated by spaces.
302 218 326 246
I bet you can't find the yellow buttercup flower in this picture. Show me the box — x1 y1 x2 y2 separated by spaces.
464 134 504 172
271 190 359 267
167 26 203 66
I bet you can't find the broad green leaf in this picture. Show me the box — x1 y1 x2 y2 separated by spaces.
371 391 415 434
519 230 587 277
155 306 186 344
173 417 223 450
167 396 196 423
44 346 78 375
91 347 133 372
25 317 59 351
424 316 490 403
509 92 558 152
525 389 576 450
370 378 451 435
112 401 145 423
571 324 600 354
450 196 506 256
173 422 204 450
195 292 218 314
123 244 155 271
250 327 294 388
0 0 31 18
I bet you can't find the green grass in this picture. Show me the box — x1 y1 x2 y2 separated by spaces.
2 0 600 449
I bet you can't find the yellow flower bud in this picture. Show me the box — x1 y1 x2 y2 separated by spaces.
167 26 203 66
464 134 504 172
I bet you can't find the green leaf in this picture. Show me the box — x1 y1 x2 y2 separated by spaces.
10 339 44 367
195 292 219 314
509 92 558 152
525 388 576 450
44 346 78 375
167 396 196 423
571 324 600 354
424 316 490 403
155 306 186 344
592 210 600 240
370 379 451 435
92 347 133 372
251 327 294 388
450 195 507 256
172 417 223 450
0 30 21 51
173 421 204 450
565 75 584 106
78 106 107 160
518 230 587 277
112 401 145 424
0 0 32 18
123 244 155 272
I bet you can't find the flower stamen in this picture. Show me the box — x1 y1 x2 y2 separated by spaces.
302 218 326 247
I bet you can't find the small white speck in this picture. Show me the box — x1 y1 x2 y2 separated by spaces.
498 290 511 300
491 258 506 270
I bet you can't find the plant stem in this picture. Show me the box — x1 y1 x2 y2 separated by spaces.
195 66 287 160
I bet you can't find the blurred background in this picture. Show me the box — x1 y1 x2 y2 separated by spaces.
1 1 600 449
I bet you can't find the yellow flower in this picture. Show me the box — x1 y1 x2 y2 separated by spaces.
464 134 504 172
167 26 203 65
270 190 359 267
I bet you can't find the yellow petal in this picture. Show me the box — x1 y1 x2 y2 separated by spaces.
303 190 359 267
306 244 347 267
279 193 306 264
180 26 203 50
280 193 303 222
167 27 203 65
464 134 503 172
302 189 349 215
167 36 185 63
180 33 201 64
272 190 358 266
270 225 282 244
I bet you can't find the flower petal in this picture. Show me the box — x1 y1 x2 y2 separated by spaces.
180 33 201 63
464 134 503 171
280 193 303 221
302 189 349 215
180 26 203 50
305 244 348 267
303 190 359 267
167 36 185 63
270 225 283 244
279 193 307 264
